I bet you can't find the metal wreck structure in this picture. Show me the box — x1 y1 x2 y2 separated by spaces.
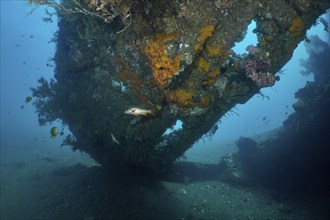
30 0 330 173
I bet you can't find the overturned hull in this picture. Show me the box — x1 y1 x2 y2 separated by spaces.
31 0 330 173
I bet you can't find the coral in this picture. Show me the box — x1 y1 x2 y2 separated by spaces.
289 18 304 36
231 59 242 72
205 45 233 59
246 45 258 55
194 25 215 51
243 55 279 87
223 49 235 59
207 69 220 79
202 69 221 87
259 35 274 46
199 95 211 108
144 34 181 86
28 0 137 33
205 45 221 57
196 57 210 72
167 89 195 107
166 89 211 108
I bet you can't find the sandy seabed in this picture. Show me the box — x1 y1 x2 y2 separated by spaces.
1 137 329 220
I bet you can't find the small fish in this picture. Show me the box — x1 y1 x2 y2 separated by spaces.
111 133 120 145
25 96 32 103
50 127 58 138
124 107 154 116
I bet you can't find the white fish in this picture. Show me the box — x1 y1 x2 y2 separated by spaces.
124 107 154 116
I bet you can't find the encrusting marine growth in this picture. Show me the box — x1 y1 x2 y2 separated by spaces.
28 0 330 173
